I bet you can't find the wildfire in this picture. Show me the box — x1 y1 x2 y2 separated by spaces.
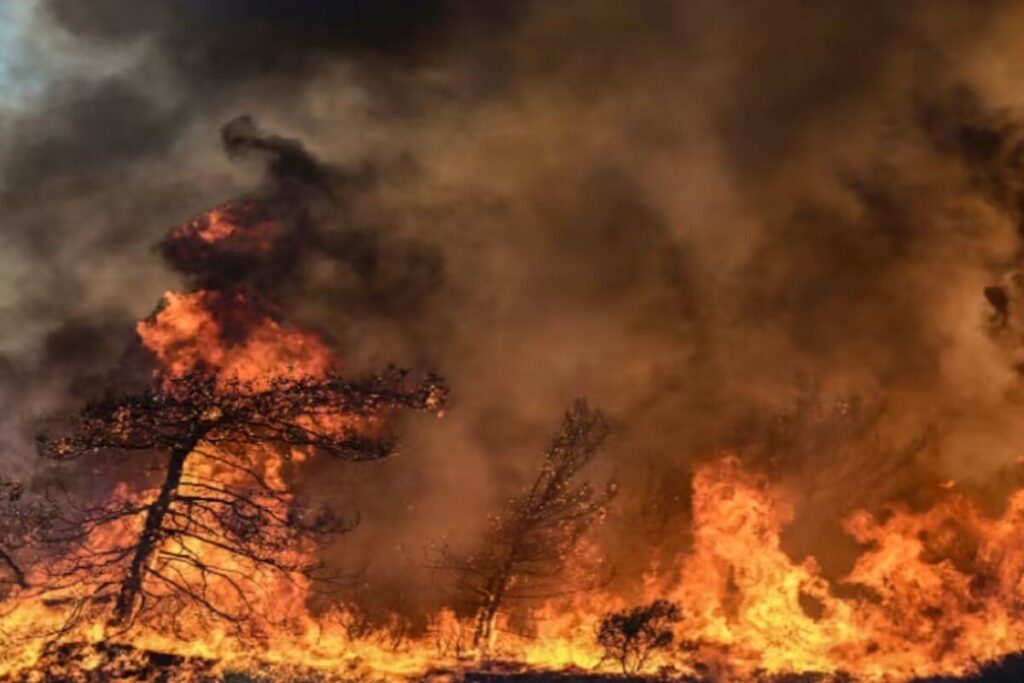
12 449 1024 681
6 202 1024 683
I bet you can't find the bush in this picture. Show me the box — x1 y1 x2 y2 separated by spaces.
596 599 682 674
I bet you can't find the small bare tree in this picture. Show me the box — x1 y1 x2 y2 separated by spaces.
596 599 682 674
37 369 446 632
440 400 615 650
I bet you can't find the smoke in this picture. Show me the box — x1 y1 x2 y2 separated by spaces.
7 0 1024 615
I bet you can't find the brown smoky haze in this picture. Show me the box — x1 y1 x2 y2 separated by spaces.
8 2 1024 682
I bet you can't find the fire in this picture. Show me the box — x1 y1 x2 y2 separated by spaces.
660 458 849 676
8 203 1024 682
137 290 333 385
159 201 282 276
8 445 1024 680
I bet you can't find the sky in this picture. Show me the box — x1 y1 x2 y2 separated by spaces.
0 1 39 104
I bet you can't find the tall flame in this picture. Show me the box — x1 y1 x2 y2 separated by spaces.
6 205 1024 682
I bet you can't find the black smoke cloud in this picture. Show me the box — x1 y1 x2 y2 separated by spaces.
153 113 444 331
43 0 505 81
7 0 1024 616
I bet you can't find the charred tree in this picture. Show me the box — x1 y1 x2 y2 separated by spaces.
441 400 616 651
37 369 446 631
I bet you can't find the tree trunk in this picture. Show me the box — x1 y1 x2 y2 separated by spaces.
472 521 530 652
472 594 499 650
110 438 197 625
0 546 26 588
472 569 510 651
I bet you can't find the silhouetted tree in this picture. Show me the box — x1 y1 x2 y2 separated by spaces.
440 400 615 650
596 599 681 674
37 369 446 631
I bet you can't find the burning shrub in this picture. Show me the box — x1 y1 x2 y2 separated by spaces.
596 599 682 674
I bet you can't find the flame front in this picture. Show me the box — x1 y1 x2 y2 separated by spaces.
7 204 1024 682
9 444 1024 680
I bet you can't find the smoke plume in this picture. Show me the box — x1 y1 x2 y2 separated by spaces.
6 0 1024 615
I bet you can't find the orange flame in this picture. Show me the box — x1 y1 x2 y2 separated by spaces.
8 206 1024 681
137 290 333 385
9 448 1024 680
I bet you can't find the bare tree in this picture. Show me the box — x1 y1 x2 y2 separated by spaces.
37 369 446 632
440 400 616 651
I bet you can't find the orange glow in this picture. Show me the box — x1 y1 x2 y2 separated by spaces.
137 290 333 385
165 204 277 253
8 448 1024 680
9 208 1024 682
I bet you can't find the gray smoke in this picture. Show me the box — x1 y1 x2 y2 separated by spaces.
5 0 1024 619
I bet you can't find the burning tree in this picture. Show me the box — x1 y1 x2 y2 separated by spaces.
37 369 446 632
596 599 682 674
440 400 616 651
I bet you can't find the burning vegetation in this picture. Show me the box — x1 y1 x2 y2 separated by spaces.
6 133 1024 681
16 4 1024 682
